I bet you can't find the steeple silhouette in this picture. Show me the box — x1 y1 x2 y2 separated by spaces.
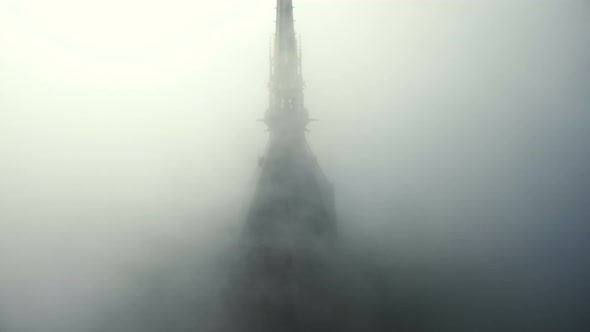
244 0 337 244
228 2 344 331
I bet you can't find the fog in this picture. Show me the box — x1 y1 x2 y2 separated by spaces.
1 0 589 331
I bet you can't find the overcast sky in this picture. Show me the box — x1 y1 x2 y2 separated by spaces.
1 1 589 331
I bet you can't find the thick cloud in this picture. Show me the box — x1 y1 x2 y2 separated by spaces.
0 1 588 331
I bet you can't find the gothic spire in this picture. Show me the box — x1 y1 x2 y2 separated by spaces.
274 0 298 76
266 0 307 137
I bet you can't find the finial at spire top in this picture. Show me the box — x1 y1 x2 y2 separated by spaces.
274 0 297 61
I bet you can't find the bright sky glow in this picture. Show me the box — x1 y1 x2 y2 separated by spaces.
0 0 269 89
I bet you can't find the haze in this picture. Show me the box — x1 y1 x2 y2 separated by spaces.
1 0 589 331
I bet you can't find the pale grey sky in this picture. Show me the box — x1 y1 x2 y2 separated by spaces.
1 1 589 331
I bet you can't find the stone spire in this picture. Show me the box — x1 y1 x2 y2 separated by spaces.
231 2 342 330
265 0 308 140
244 0 337 243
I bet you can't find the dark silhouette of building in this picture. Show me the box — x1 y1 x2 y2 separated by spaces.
244 0 337 243
227 1 353 331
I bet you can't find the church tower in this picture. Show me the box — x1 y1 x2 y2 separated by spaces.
228 1 345 331
244 0 337 246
